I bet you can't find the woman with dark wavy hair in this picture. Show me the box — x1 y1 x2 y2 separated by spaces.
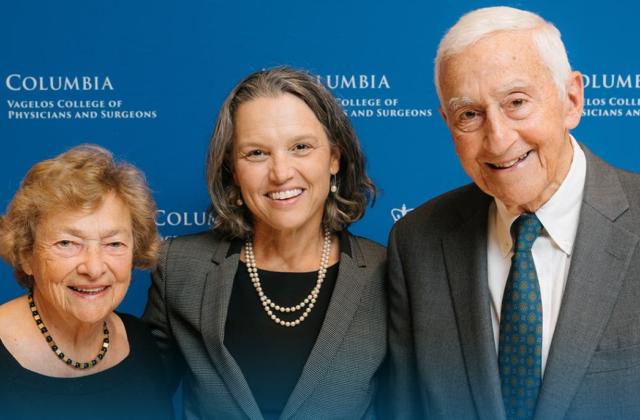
144 66 386 419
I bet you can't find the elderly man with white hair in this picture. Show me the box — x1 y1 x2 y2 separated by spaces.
384 6 640 420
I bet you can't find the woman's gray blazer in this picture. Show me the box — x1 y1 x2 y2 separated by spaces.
142 230 386 420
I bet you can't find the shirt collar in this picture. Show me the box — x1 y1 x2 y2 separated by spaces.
494 136 586 257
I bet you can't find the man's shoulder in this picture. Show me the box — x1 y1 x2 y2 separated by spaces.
610 163 640 200
585 146 640 181
599 158 640 233
584 147 640 213
392 182 490 237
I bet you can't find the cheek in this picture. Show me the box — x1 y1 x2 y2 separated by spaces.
38 258 72 284
234 165 260 192
115 260 133 282
313 164 333 189
454 140 482 172
104 253 133 283
527 128 562 162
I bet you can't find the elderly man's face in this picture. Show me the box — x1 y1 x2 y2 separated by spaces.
439 31 583 214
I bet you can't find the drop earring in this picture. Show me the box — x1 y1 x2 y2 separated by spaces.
330 175 338 194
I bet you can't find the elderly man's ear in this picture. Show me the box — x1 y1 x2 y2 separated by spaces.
564 71 584 130
438 106 447 124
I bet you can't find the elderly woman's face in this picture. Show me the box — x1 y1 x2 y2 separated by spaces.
232 93 340 234
22 193 134 325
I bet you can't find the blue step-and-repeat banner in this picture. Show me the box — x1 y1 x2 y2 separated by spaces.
2 0 639 314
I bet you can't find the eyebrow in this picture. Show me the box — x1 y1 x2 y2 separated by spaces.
59 227 129 239
235 134 320 148
100 229 130 238
290 134 318 141
447 79 535 112
447 97 476 112
496 79 532 95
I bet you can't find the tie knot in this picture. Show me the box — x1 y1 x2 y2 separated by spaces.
511 213 542 252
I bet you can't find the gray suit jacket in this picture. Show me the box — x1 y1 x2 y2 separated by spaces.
143 230 386 420
383 148 640 419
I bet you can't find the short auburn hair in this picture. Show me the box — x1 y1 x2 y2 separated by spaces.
0 144 160 288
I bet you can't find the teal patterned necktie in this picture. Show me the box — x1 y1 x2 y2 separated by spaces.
498 213 543 419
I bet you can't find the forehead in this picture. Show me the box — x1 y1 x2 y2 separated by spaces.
439 30 555 102
233 93 325 141
36 194 132 237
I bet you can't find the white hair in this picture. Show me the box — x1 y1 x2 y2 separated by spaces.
434 6 572 103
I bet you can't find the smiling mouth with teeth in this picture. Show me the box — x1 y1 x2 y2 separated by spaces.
267 188 304 200
488 151 531 169
68 286 109 295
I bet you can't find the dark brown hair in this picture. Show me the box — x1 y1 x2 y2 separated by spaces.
206 66 376 238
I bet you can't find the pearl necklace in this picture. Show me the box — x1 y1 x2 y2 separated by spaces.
245 227 332 327
28 292 109 369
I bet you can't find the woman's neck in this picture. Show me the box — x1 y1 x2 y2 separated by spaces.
247 225 338 272
31 288 108 362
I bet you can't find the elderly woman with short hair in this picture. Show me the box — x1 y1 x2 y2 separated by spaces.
0 145 173 420
143 66 387 419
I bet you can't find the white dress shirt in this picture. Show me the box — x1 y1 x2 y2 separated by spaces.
487 137 586 374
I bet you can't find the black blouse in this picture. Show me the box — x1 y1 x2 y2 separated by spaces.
0 313 174 420
224 235 348 420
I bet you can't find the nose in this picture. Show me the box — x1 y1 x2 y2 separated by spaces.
77 244 106 279
484 108 517 156
268 152 294 184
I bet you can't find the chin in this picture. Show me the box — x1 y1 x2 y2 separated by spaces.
263 216 309 232
485 181 539 204
497 192 542 210
74 308 113 324
272 224 306 233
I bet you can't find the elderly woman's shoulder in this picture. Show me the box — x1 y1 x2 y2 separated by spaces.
0 296 36 355
0 296 26 325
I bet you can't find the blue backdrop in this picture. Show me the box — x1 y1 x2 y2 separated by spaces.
2 0 639 315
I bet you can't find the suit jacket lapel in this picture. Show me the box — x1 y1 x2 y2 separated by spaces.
535 149 638 419
442 190 506 420
200 240 264 420
279 234 370 420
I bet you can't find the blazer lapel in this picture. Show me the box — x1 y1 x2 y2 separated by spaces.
279 234 370 420
442 191 506 420
200 240 264 420
534 150 638 419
